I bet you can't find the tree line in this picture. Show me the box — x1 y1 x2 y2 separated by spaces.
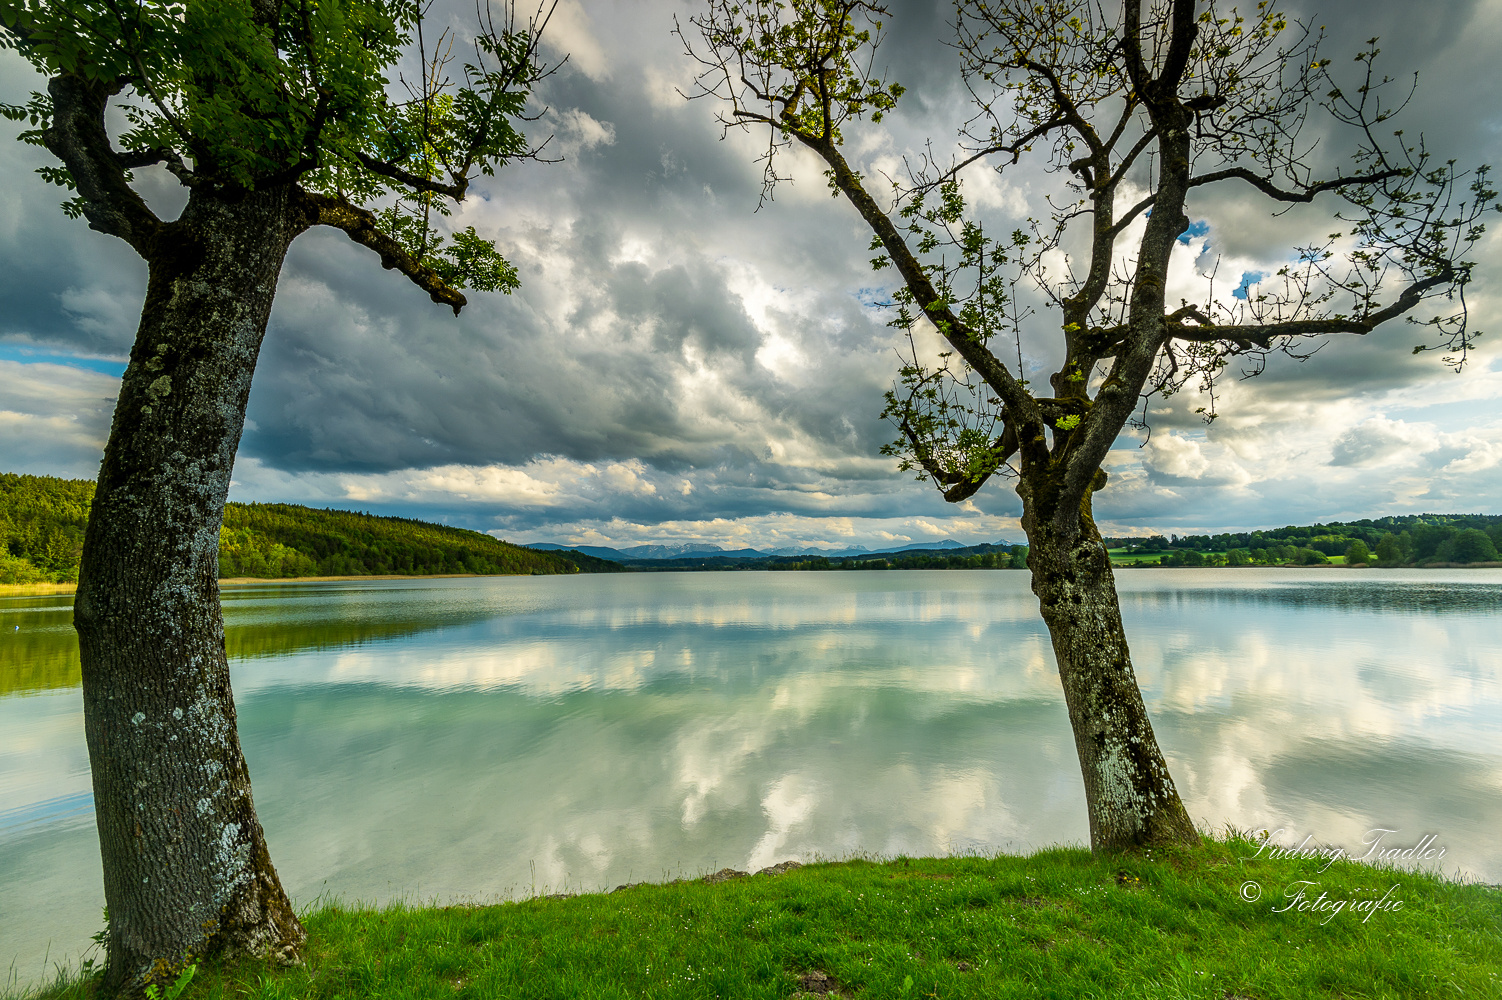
1 472 613 582
10 470 1495 583
0 471 91 582
774 546 1031 571
601 542 1031 572
1106 515 1502 567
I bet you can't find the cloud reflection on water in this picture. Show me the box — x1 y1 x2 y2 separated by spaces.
2 569 1500 986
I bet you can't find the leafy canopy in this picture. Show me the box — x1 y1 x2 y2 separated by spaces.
0 0 553 295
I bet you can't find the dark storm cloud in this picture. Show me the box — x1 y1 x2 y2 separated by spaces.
242 201 903 475
228 16 926 480
0 162 145 355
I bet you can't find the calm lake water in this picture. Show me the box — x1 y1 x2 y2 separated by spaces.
3 569 1501 983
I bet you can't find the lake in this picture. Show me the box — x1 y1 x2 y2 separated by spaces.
3 569 1500 984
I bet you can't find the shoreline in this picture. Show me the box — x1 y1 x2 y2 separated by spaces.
6 561 1502 598
0 573 489 597
8 836 1497 1000
218 572 486 585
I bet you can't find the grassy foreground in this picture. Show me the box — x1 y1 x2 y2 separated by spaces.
16 835 1500 1000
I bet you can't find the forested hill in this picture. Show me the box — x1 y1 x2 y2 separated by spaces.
0 472 615 583
1104 514 1502 567
7 470 1500 582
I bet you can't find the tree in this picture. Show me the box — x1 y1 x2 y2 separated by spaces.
1374 531 1405 565
1437 528 1499 565
1344 539 1370 565
0 1 555 992
679 0 1493 851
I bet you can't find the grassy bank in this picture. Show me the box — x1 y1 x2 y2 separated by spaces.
15 835 1499 1000
0 582 77 596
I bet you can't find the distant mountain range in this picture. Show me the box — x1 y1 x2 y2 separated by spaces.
527 538 1008 563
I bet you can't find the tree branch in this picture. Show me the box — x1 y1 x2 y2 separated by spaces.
300 191 468 314
939 115 1071 187
898 416 1015 503
1111 166 1408 235
1154 0 1199 94
1013 56 1102 155
801 133 1041 433
1164 270 1454 348
43 74 161 252
350 150 469 200
1189 165 1406 202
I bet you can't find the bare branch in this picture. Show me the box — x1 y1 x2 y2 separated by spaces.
1165 269 1454 348
1192 165 1405 202
1111 166 1408 236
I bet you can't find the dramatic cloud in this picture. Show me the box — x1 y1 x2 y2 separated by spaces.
2 0 1499 547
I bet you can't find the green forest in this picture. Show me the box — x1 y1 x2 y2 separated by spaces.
0 472 612 583
772 544 1030 571
1104 514 1502 567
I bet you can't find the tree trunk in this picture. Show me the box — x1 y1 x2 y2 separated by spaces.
1023 490 1199 851
73 186 306 996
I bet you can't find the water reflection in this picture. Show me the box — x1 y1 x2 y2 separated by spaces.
2 569 1500 987
1120 575 1502 614
0 598 81 695
0 581 511 696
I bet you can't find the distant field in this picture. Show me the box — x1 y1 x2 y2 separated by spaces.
1107 548 1183 565
1108 549 1354 568
1104 548 1235 566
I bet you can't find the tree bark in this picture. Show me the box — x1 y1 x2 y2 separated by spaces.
1022 484 1200 851
73 185 307 996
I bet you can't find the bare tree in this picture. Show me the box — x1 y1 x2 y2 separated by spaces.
679 0 1493 850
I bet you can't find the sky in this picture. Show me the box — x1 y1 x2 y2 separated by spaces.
2 0 1501 551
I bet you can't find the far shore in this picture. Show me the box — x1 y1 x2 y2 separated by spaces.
0 573 490 597
6 562 1502 599
218 573 487 585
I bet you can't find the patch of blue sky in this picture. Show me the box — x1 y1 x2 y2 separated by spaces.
1176 220 1210 245
0 343 127 376
854 286 896 309
1232 271 1267 300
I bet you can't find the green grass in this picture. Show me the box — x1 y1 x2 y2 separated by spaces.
1107 548 1187 565
15 834 1500 1000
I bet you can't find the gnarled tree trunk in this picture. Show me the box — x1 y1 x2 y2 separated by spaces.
73 186 307 995
1022 485 1199 851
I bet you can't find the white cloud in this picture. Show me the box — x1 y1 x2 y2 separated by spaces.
1329 417 1438 468
1141 432 1252 486
1144 432 1211 479
538 0 608 81
551 108 616 158
0 360 116 477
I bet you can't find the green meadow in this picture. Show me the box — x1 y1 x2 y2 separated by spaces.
13 834 1499 1000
